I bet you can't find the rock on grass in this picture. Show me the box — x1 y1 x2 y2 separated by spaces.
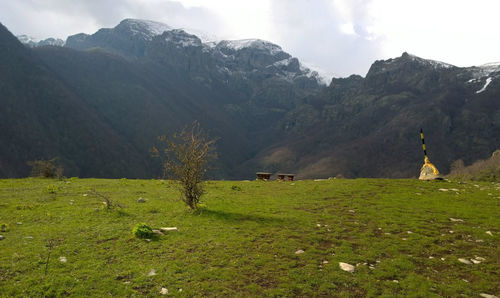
339 262 355 272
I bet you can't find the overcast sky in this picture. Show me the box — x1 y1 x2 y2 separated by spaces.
1 0 499 78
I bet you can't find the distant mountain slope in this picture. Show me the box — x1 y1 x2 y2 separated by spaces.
16 34 65 47
3 19 500 179
1 20 322 178
0 23 150 177
252 52 500 178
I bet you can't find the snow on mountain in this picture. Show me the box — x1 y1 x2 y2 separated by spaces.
474 62 500 77
118 19 172 40
163 29 202 47
218 39 283 55
476 77 493 94
406 53 455 69
16 34 39 44
16 35 64 47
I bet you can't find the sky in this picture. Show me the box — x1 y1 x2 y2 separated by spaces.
1 0 499 78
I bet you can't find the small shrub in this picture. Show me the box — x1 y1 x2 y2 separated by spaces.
231 185 242 191
1 223 8 232
132 223 154 239
89 189 122 210
45 184 59 194
27 158 63 178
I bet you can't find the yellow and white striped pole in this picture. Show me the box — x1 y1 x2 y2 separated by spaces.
420 128 428 160
419 128 439 176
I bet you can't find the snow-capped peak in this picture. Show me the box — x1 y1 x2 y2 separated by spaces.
118 18 172 40
16 34 40 44
405 52 455 69
478 62 500 74
218 39 283 55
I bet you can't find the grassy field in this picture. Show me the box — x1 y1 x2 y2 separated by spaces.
0 178 498 297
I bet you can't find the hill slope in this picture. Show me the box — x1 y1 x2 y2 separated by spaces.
252 53 500 178
2 19 500 178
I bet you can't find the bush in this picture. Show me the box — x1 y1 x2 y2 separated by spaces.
448 150 500 181
152 122 217 210
1 223 8 232
132 223 154 239
27 158 63 178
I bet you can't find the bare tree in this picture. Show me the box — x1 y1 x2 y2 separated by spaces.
152 122 217 209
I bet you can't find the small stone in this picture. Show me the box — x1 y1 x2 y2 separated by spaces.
475 256 486 261
16 222 22 225
82 194 88 197
407 231 413 234
24 236 34 239
145 239 151 242
348 210 355 213
441 258 445 261
392 280 399 283
148 269 156 276
339 262 355 272
479 294 498 298
476 239 484 242
384 232 391 235
295 249 304 255
160 288 168 295
486 231 493 236
439 188 448 192
402 238 407 240
59 256 67 263
160 227 178 232
449 218 464 222
137 197 146 203
429 256 434 259
449 230 454 233
0 235 4 240
470 259 482 264
462 279 469 283
322 260 329 264
458 258 472 265
178 288 183 292
450 188 459 191
152 230 163 235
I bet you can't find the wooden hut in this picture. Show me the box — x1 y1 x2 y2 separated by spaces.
277 173 295 181
256 172 272 181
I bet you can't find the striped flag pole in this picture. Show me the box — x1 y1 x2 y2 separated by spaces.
419 128 440 176
420 128 427 159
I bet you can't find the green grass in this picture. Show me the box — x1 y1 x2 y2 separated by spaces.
0 178 498 297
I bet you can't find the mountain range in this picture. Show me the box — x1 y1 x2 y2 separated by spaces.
1 19 499 179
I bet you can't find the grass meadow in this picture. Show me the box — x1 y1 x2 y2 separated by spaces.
0 178 498 296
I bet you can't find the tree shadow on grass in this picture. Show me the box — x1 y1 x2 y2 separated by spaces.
196 208 287 225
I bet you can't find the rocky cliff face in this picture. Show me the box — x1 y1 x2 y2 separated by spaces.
253 53 500 178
